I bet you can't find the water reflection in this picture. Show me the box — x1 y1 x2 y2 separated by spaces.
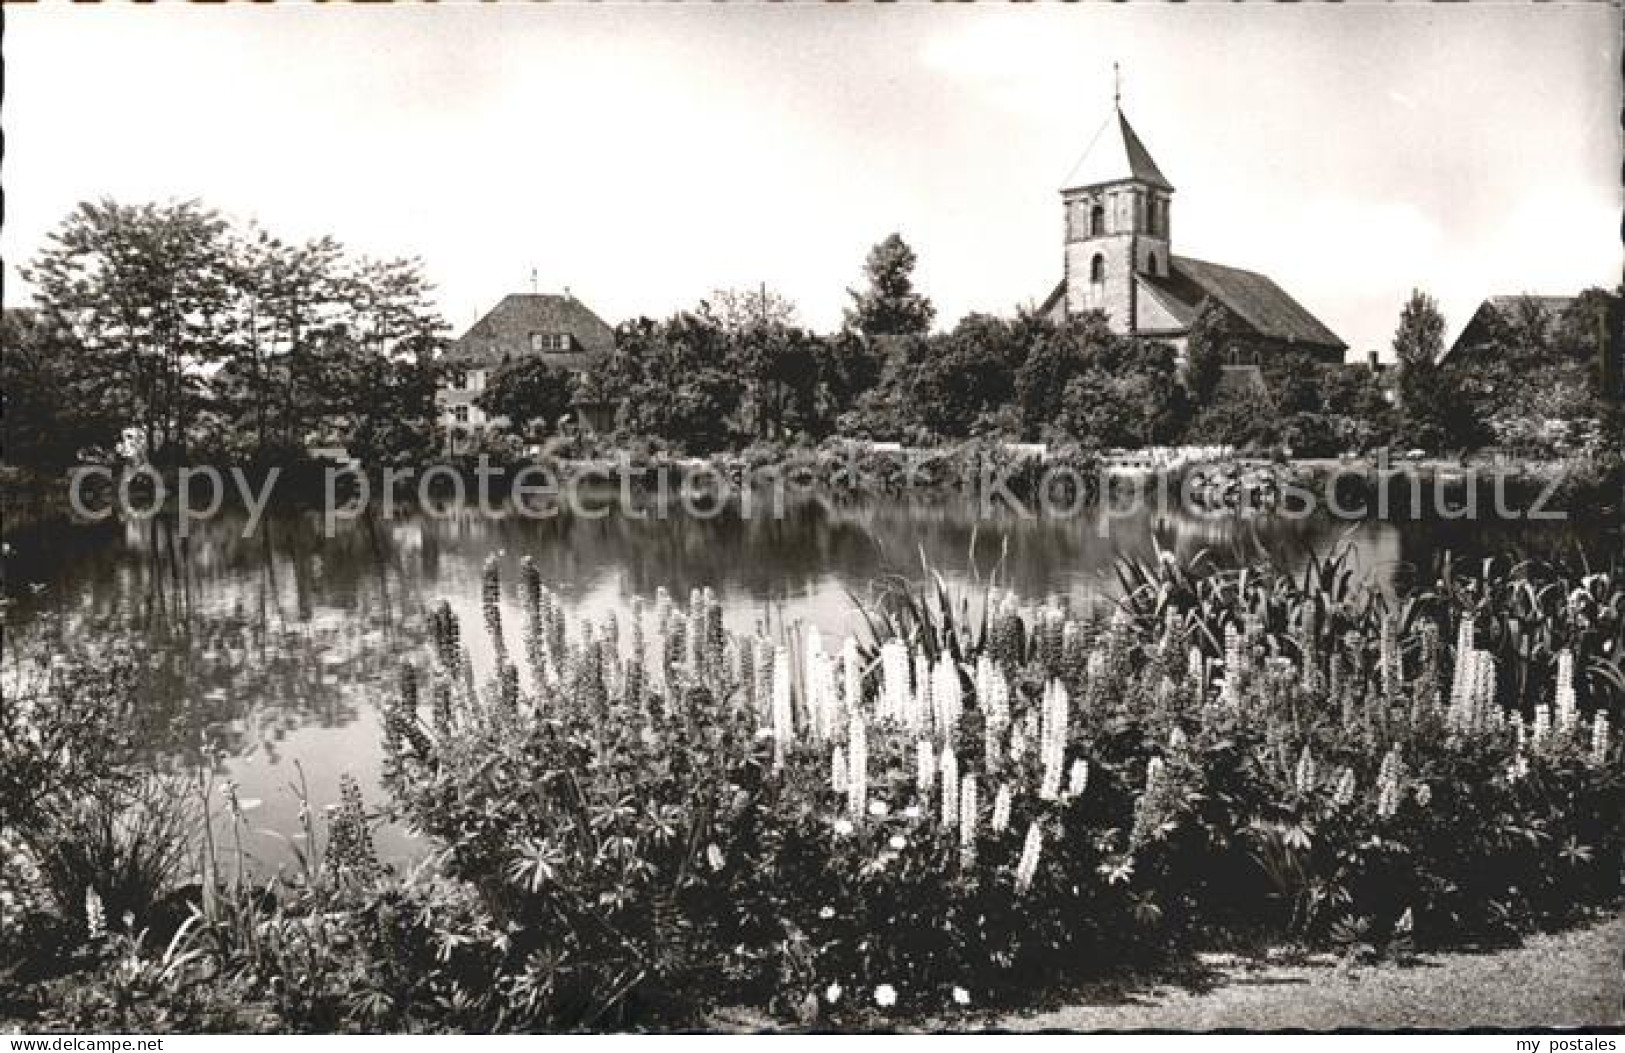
5 493 1613 864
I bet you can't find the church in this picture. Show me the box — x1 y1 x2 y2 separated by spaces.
1040 102 1347 366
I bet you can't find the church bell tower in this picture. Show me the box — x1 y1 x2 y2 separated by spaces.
1061 87 1174 334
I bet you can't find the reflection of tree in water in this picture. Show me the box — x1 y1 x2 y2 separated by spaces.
26 513 428 768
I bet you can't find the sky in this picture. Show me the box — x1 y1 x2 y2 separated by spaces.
3 4 1619 358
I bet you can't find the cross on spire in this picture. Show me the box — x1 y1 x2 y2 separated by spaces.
1113 61 1121 109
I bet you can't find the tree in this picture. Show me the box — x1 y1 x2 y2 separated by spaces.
907 314 1030 438
816 331 884 427
591 313 743 454
843 234 935 337
216 231 350 462
476 358 577 438
1183 388 1282 451
24 200 448 468
1014 315 1097 433
704 285 799 333
24 199 237 464
1259 348 1324 416
1556 287 1622 401
703 288 821 440
344 355 443 468
1391 290 1478 451
0 310 123 470
1054 339 1185 448
1009 313 1186 446
736 324 821 439
836 334 932 441
1393 289 1446 374
1319 364 1396 453
1182 298 1231 405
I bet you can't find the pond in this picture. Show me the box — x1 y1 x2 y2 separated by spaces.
3 491 1614 867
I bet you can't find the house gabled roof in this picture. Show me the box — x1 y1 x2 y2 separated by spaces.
448 293 616 367
1063 109 1174 192
1439 294 1578 364
1144 256 1347 351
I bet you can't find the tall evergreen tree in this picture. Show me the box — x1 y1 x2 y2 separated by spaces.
1391 289 1481 451
843 233 935 337
1392 289 1446 373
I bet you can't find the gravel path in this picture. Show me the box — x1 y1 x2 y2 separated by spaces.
998 916 1624 1031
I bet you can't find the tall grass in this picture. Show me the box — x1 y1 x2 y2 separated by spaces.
28 774 197 933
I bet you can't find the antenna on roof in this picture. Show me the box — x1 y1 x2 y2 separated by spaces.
529 268 539 294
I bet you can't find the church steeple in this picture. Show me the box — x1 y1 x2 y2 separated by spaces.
1059 89 1175 329
1061 109 1173 194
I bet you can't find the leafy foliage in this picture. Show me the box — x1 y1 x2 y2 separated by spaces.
16 198 446 472
475 358 578 439
0 312 125 470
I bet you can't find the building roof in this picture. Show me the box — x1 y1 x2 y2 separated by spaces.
1143 256 1347 351
1038 255 1347 353
448 293 616 367
1062 108 1173 192
1439 294 1578 364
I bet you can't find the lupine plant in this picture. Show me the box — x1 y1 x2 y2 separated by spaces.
377 547 1621 1025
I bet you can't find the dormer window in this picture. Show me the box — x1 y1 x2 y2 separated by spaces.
531 332 573 354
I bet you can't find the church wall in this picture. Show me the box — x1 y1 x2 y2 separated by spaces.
1062 177 1174 330
1135 237 1170 278
1065 236 1136 326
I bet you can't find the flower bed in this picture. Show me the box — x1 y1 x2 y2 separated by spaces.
378 549 1621 1026
4 548 1620 1031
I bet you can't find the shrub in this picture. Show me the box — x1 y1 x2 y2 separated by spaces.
27 774 197 936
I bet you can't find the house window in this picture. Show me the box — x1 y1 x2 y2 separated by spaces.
450 368 468 389
468 369 484 391
531 332 573 354
453 405 470 424
1089 204 1106 237
1090 254 1106 283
